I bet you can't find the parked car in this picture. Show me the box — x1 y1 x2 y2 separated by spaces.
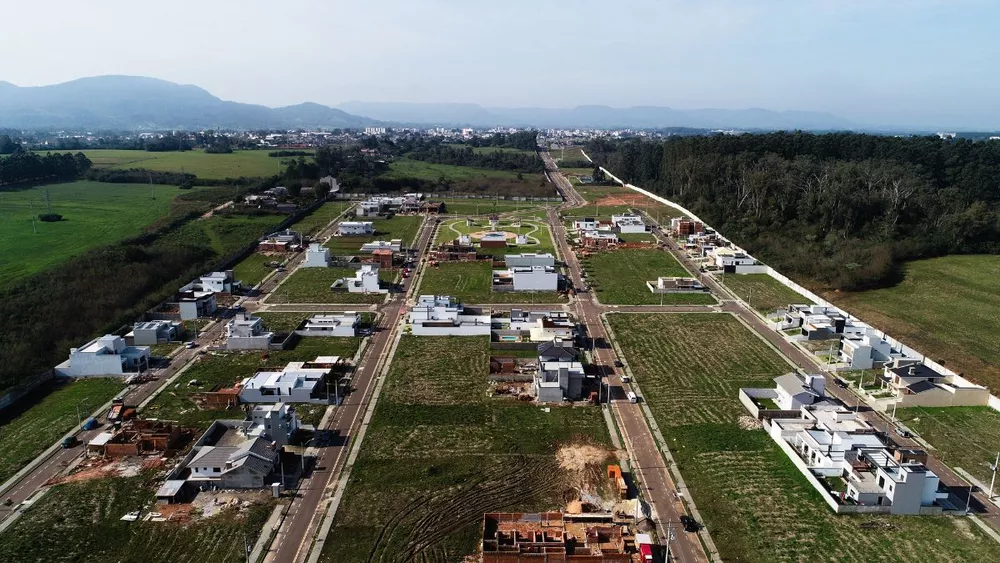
627 391 638 403
680 515 701 532
61 436 78 449
185 341 198 349
834 377 848 388
614 360 624 368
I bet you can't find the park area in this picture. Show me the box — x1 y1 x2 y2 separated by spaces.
72 149 294 179
831 255 1000 392
418 261 566 304
721 273 813 314
581 249 714 305
434 217 555 255
319 336 615 561
608 312 1000 562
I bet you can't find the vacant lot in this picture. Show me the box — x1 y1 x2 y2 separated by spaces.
418 261 565 304
323 215 423 255
73 149 292 179
0 472 274 562
609 313 999 562
550 145 588 162
831 255 1000 391
385 159 525 182
142 337 360 429
0 378 122 484
0 181 205 288
269 267 391 304
320 336 613 562
896 406 1000 485
288 201 353 236
440 198 554 216
232 253 278 287
721 273 813 314
583 249 713 305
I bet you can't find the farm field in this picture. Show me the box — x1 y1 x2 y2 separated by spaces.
0 378 123 484
67 149 292 179
319 336 614 562
434 217 556 255
418 261 566 304
142 337 360 429
0 472 274 562
268 267 391 305
830 255 1000 391
608 313 999 562
288 201 353 236
323 215 423 255
385 158 524 181
0 181 207 288
721 273 813 314
582 249 713 305
896 406 1000 486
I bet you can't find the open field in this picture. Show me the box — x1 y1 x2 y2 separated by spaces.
721 273 813 314
440 198 554 216
142 337 360 429
322 215 423 255
447 144 536 156
609 313 999 562
0 472 274 562
232 253 279 287
0 181 208 288
385 159 525 182
418 261 566 304
288 201 353 236
582 249 713 305
574 185 632 202
550 146 587 162
896 406 1000 485
268 267 391 304
0 378 123 484
320 336 614 561
169 212 287 257
68 149 292 179
830 255 1000 391
434 217 556 255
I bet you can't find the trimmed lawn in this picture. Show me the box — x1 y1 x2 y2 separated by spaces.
721 273 813 315
142 337 360 430
418 261 566 304
72 149 292 179
609 313 1000 562
896 406 1000 485
319 336 613 561
0 378 123 484
582 249 714 305
269 267 391 304
831 255 1000 391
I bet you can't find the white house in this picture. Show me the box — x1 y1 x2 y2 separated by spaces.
360 239 402 253
873 359 990 409
338 221 374 236
299 313 359 337
773 373 826 410
199 271 241 294
611 214 646 234
504 253 556 268
493 266 560 292
712 248 766 274
332 265 384 294
406 295 491 336
303 243 331 268
839 332 896 370
239 356 343 404
56 335 150 377
177 289 217 320
225 313 274 350
572 218 598 231
646 277 706 294
534 360 585 402
129 320 181 346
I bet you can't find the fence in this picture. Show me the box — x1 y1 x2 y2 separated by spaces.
0 369 55 412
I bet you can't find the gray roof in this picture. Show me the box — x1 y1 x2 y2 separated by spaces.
774 373 817 397
537 340 579 361
905 379 938 394
889 363 945 380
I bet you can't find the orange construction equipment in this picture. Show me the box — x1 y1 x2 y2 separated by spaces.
607 465 628 499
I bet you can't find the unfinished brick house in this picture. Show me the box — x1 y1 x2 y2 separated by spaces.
490 356 517 374
431 240 479 262
191 382 242 410
88 419 186 458
481 513 630 562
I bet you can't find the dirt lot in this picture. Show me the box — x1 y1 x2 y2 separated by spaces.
593 193 654 207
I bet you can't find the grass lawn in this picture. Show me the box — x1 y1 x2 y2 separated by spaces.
721 273 813 315
831 255 1000 391
418 261 566 304
896 406 1000 485
269 267 391 304
0 472 274 562
385 159 524 182
142 337 360 430
434 218 556 255
289 201 353 236
0 181 207 288
232 253 279 287
582 249 713 305
617 232 655 243
550 146 588 162
609 313 999 562
320 336 614 561
254 312 310 334
323 215 423 255
0 378 123 484
70 149 292 179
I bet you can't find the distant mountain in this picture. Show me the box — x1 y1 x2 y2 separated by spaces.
338 101 856 131
0 76 376 130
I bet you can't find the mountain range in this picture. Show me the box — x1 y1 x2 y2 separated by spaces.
0 75 859 131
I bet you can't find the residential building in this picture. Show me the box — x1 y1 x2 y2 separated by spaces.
873 359 990 409
773 373 826 410
535 360 585 402
129 320 181 346
499 310 576 342
481 512 629 563
431 238 478 262
56 335 151 377
611 214 646 234
258 229 301 252
338 221 374 236
581 230 618 249
225 313 274 350
177 289 217 320
199 271 241 294
360 239 402 253
712 247 765 273
572 218 598 231
302 243 330 268
839 332 896 370
185 425 279 489
537 339 580 363
358 200 382 217
670 217 704 236
504 253 555 268
299 313 360 337
332 264 384 294
493 266 560 292
782 304 865 341
646 277 706 293
362 248 394 269
239 356 344 404
407 295 491 336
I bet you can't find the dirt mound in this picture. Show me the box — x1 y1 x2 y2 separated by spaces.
738 415 763 430
557 444 610 473
594 193 651 207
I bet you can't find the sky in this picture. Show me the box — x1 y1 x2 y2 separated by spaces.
1 0 998 129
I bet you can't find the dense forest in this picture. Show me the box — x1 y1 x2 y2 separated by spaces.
0 149 92 187
585 132 1000 289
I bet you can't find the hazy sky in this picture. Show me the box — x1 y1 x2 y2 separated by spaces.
1 0 998 128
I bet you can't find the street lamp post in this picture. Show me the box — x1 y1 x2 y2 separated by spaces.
75 397 91 428
989 452 1000 500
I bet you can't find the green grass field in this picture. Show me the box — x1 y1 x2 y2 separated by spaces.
323 215 424 255
440 199 554 216
70 149 291 179
550 146 588 162
268 267 391 305
831 255 1000 391
232 253 278 287
0 378 123 484
447 144 536 156
288 201 353 236
319 336 613 561
0 472 274 562
418 262 565 304
574 185 632 202
142 337 360 429
896 406 1000 486
385 158 525 182
609 313 999 562
721 273 813 314
434 218 556 255
582 249 713 305
0 181 206 288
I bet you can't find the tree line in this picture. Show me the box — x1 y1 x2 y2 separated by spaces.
585 132 1000 290
465 130 539 151
0 149 92 188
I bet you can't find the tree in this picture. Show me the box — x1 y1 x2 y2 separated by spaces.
0 135 19 155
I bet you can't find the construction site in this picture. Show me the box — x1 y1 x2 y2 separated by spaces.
481 509 654 562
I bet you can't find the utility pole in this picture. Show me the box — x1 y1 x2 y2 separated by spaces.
664 521 674 562
989 452 1000 499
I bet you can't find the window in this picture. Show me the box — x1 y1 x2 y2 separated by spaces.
878 476 885 488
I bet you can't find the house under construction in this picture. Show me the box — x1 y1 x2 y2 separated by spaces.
87 419 187 458
482 512 631 562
